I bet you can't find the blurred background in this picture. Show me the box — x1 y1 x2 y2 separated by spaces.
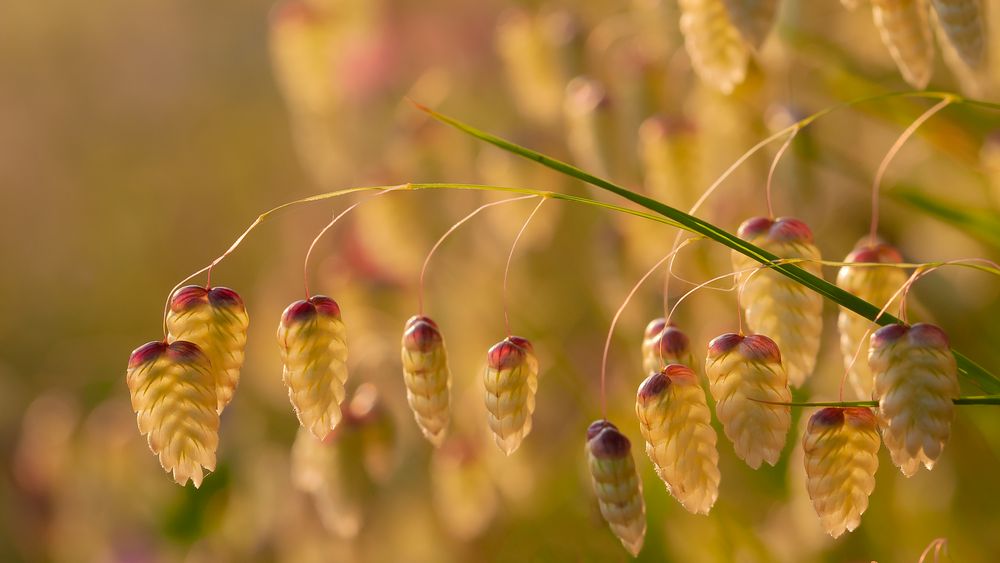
2 0 1000 561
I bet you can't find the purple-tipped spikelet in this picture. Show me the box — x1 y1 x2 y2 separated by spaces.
586 420 646 557
483 336 539 455
869 323 959 476
401 315 452 447
803 407 881 538
635 365 720 514
278 296 349 440
721 0 779 47
732 216 824 387
705 333 792 468
166 285 250 413
677 0 750 94
870 0 935 88
929 0 984 69
126 340 220 487
836 240 908 400
641 318 695 375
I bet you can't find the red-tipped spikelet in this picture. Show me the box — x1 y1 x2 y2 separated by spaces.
401 315 451 447
126 340 220 487
732 217 824 387
641 318 695 375
636 365 720 515
705 333 792 468
278 296 349 439
677 0 751 94
870 0 935 89
586 420 646 557
929 0 984 69
836 240 908 399
166 285 250 413
869 323 959 476
803 407 881 538
483 336 539 455
721 0 779 48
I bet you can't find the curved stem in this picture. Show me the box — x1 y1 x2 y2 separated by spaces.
503 197 546 337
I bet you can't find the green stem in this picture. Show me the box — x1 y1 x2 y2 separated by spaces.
759 396 1000 408
417 92 1000 394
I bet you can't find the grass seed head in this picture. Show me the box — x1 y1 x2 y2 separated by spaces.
401 315 452 447
870 322 959 476
635 365 720 515
278 295 349 440
585 420 647 557
705 332 792 468
641 318 695 375
803 407 881 538
870 0 935 88
483 336 539 455
720 0 779 48
677 0 751 94
836 239 908 399
929 0 985 69
126 340 220 487
732 216 823 387
290 425 366 538
166 285 250 413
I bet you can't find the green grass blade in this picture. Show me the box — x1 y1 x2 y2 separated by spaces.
890 187 1000 250
419 105 1000 394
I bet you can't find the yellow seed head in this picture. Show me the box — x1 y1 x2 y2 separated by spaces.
732 217 824 387
869 323 959 476
706 333 791 468
586 421 647 557
430 439 498 540
126 340 220 487
401 315 452 447
836 240 908 400
291 426 365 538
483 336 539 455
641 319 696 376
635 365 720 515
871 0 935 88
803 407 881 538
166 285 250 413
721 0 779 48
678 0 751 94
278 296 349 440
929 0 984 69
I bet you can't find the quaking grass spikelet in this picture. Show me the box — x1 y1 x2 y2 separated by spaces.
929 0 985 69
483 336 539 455
721 0 779 48
401 315 451 447
732 217 823 387
291 425 365 538
836 240 908 399
641 318 695 375
870 323 959 476
636 365 720 515
706 333 791 468
166 285 250 413
803 407 880 538
586 420 646 557
871 0 935 88
677 0 751 94
126 340 220 487
278 296 349 439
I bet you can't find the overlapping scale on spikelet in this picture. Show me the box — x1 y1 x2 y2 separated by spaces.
929 0 984 69
678 0 751 94
870 323 959 476
706 333 791 468
721 0 779 48
636 365 720 514
871 0 935 88
401 315 451 447
483 336 539 455
166 285 250 413
803 407 881 538
836 241 908 399
126 340 220 487
278 296 349 439
641 318 695 375
732 217 824 387
586 421 646 557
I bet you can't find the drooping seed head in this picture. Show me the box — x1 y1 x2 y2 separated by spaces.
677 0 750 94
483 336 540 455
707 333 782 363
278 295 350 440
803 407 880 538
642 319 694 374
400 315 451 447
585 420 646 556
737 216 814 244
871 0 935 88
126 339 220 487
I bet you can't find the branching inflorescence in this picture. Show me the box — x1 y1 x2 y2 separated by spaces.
125 91 1000 556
